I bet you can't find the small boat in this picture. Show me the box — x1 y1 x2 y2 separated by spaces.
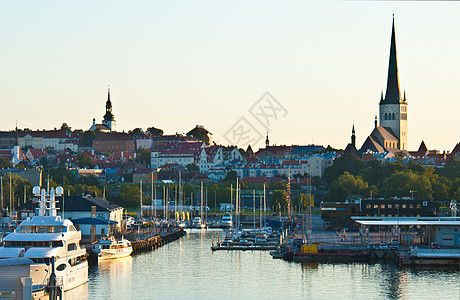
92 237 133 260
192 217 206 229
221 213 233 228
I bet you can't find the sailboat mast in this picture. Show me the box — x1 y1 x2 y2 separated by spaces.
259 195 262 231
139 180 143 219
230 183 233 215
236 177 239 229
9 173 12 213
1 177 3 212
154 183 157 220
151 173 154 219
200 181 203 221
253 189 255 230
263 184 266 228
179 171 182 220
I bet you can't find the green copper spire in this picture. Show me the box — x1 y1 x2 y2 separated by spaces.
381 15 402 104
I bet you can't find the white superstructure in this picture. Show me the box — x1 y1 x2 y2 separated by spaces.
0 186 88 292
92 237 132 260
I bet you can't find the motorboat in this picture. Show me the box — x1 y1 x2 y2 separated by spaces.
191 217 206 228
0 186 88 294
92 237 132 260
221 213 233 228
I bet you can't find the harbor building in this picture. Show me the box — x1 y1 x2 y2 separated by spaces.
352 217 460 247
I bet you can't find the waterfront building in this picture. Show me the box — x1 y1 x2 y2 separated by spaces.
57 195 124 232
360 197 438 218
352 216 460 247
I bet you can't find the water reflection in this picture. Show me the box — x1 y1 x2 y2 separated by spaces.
84 230 459 300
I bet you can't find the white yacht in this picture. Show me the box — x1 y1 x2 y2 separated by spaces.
92 237 132 260
0 186 88 293
191 217 206 229
221 213 233 228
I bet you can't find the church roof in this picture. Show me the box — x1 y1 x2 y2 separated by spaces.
344 143 358 156
371 126 398 142
381 16 404 105
359 135 385 154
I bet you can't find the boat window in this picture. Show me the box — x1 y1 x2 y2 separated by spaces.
68 225 76 232
68 243 77 251
56 263 67 271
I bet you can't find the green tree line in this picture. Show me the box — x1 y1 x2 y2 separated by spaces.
323 154 460 202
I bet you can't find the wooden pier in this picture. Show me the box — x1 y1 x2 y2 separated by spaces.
131 228 186 254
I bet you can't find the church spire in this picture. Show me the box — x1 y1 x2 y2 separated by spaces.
265 131 269 147
106 86 112 109
351 124 356 147
382 15 402 104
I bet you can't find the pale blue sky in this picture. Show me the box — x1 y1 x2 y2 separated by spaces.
0 1 459 151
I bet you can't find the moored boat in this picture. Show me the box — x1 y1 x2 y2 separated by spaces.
92 237 133 260
221 213 233 228
0 186 88 294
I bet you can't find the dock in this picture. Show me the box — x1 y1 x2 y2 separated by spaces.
211 243 277 251
131 228 186 254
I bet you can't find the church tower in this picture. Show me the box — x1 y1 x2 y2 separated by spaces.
102 87 115 131
379 15 408 150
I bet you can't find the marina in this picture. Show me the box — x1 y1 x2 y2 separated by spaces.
84 229 459 300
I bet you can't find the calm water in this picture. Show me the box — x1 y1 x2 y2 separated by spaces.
69 229 459 299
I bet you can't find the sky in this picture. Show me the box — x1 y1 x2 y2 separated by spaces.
0 1 459 152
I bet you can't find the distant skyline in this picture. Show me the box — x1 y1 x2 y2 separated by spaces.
1 1 458 151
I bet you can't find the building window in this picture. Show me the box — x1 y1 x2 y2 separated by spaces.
388 204 392 209
373 204 378 209
366 204 371 209
402 204 406 209
380 204 385 209
409 204 414 209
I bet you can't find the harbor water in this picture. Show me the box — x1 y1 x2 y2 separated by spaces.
70 229 459 299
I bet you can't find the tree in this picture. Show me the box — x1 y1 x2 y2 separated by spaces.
0 157 12 169
326 172 373 201
80 130 98 148
50 166 77 186
296 193 314 211
120 184 145 208
186 163 200 172
270 190 287 213
224 170 238 182
381 169 433 199
187 127 210 146
128 128 143 135
394 151 407 162
324 154 364 183
77 153 93 168
147 126 164 137
60 123 71 132
136 148 151 165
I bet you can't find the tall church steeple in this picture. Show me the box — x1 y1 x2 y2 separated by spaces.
351 124 356 148
102 86 115 131
265 131 270 147
381 15 402 105
378 15 408 150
